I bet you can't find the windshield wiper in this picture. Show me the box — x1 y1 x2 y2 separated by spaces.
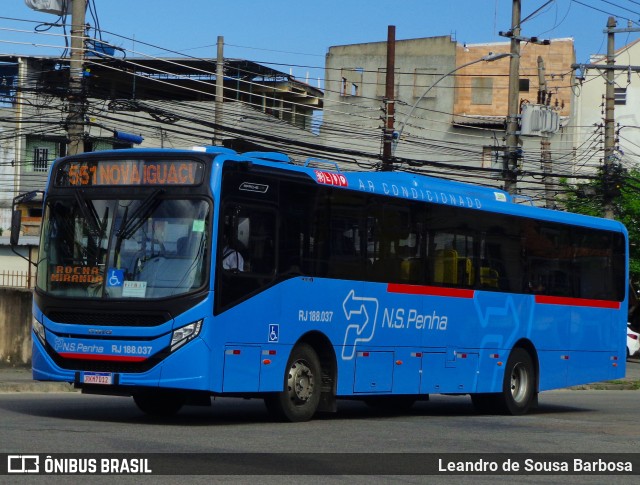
74 191 110 264
74 190 104 239
115 189 164 241
113 189 165 261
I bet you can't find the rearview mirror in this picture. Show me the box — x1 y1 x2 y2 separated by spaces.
10 209 21 246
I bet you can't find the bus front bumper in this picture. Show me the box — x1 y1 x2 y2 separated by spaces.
31 335 215 393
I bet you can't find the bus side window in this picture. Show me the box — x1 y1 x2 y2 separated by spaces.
432 231 475 287
220 205 277 275
480 267 500 288
434 249 458 285
247 211 276 274
328 217 363 279
220 208 248 272
481 223 519 292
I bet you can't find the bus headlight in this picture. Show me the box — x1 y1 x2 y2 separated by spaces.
32 316 45 345
170 319 203 351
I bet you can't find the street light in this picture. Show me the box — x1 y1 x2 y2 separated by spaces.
393 52 513 155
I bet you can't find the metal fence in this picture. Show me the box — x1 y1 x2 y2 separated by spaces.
0 270 35 289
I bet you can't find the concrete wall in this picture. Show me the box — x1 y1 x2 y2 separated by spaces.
0 288 32 365
321 35 578 207
323 36 457 161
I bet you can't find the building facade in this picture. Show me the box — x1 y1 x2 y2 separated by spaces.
322 36 576 206
573 39 640 179
0 55 324 234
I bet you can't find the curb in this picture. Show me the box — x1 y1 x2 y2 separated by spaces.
0 381 77 393
0 367 76 393
1 365 638 393
569 382 640 391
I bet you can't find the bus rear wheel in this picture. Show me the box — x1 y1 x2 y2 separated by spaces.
472 348 536 415
133 390 186 417
503 348 536 415
264 343 322 422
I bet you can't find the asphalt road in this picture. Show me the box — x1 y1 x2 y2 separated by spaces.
0 364 639 484
0 361 640 485
0 389 636 450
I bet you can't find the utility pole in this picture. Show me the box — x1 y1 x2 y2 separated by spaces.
603 16 617 220
537 56 554 209
381 25 396 171
214 35 224 146
571 19 640 219
501 0 551 196
66 0 87 156
503 0 521 195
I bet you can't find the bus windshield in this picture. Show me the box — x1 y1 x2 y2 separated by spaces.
36 196 210 299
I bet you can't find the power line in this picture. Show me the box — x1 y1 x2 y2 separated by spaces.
0 11 621 206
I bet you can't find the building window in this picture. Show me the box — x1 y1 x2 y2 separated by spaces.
33 147 49 172
471 77 494 105
340 77 348 96
519 78 530 92
340 68 363 97
413 68 437 98
615 87 627 105
376 67 400 98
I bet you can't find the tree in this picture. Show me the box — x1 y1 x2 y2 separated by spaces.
561 164 640 286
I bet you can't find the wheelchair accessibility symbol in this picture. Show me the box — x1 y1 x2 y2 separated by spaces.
106 269 124 287
268 324 279 343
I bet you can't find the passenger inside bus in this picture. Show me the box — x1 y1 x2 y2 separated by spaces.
222 244 245 271
221 214 248 272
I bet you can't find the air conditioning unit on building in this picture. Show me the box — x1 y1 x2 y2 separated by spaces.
520 104 560 137
24 0 71 16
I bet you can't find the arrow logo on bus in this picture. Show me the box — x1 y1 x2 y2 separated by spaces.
341 290 379 360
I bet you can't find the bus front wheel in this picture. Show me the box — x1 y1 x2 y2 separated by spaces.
264 343 322 422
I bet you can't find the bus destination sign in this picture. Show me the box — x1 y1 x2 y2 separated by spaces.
55 159 204 187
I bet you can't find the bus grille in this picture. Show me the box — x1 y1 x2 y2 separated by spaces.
46 311 170 327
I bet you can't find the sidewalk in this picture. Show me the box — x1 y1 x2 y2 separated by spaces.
0 366 75 393
1 360 638 393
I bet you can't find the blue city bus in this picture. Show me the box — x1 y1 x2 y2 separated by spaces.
13 146 628 421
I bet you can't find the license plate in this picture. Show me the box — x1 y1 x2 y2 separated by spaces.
82 372 113 385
